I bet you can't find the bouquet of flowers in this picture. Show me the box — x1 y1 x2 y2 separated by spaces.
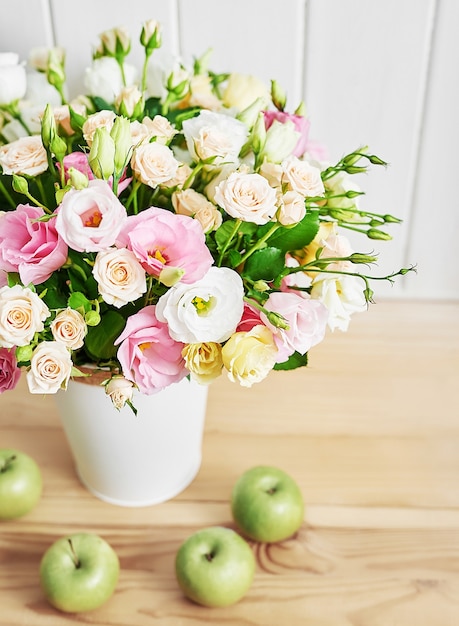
0 20 413 412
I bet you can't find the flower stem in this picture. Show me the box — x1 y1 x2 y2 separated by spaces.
237 222 281 266
217 219 242 266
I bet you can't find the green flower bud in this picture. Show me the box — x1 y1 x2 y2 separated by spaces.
349 252 379 264
67 167 89 190
294 101 306 116
271 79 287 111
253 280 270 292
110 116 132 176
46 48 66 92
367 228 392 241
40 104 56 150
50 133 67 161
85 310 101 326
88 127 115 180
12 174 29 195
251 112 267 155
266 311 290 330
383 213 403 224
237 97 267 129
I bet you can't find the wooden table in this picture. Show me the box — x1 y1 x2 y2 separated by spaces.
1 301 458 625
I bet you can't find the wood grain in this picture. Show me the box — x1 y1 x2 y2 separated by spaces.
0 301 458 624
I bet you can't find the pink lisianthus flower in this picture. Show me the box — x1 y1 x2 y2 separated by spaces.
55 179 127 252
261 291 328 363
264 110 311 158
61 152 131 195
115 305 187 394
0 347 21 393
117 206 214 285
0 204 68 285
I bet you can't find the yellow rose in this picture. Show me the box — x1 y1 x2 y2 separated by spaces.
182 342 223 384
222 325 277 387
222 73 270 111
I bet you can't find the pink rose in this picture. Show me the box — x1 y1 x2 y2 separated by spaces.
115 305 187 394
264 110 311 158
55 179 127 252
261 291 328 363
0 347 21 393
0 205 68 285
117 206 213 284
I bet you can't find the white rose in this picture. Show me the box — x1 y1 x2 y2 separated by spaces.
156 266 244 343
310 274 367 331
142 115 177 144
182 110 248 165
277 190 306 226
214 171 277 224
84 57 138 103
187 74 222 110
0 135 48 176
26 340 72 394
115 85 143 117
82 109 116 147
172 188 222 232
222 73 270 111
0 284 50 347
93 247 147 308
161 161 193 189
51 308 87 350
0 53 26 105
105 375 135 410
131 142 179 187
282 156 325 197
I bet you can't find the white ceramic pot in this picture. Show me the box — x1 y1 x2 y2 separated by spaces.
54 377 208 507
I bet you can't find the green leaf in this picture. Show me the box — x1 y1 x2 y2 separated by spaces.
263 211 320 253
242 247 285 281
273 351 308 371
91 96 116 113
84 310 126 361
68 291 92 313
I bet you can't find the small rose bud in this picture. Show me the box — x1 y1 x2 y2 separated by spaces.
105 376 135 410
12 174 29 195
140 19 162 53
367 228 392 241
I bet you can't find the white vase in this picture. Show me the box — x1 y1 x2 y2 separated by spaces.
54 377 208 507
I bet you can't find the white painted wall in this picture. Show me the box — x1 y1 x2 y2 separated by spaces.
1 0 457 300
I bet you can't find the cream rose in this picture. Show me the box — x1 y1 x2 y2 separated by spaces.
182 342 223 384
162 162 193 189
0 284 50 348
214 171 277 224
50 308 87 350
26 340 72 394
172 188 222 232
0 135 48 176
131 142 179 187
282 156 325 197
222 325 278 387
277 190 306 226
142 115 178 144
181 110 248 165
105 375 135 410
82 110 116 147
93 247 147 308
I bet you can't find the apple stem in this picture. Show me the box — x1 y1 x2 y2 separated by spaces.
0 455 16 473
205 552 214 562
68 538 81 569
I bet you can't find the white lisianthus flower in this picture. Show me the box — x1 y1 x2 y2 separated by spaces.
0 284 50 347
131 142 179 187
50 307 87 349
0 53 26 105
105 375 135 410
282 156 325 197
26 340 72 394
214 171 277 224
155 266 244 343
222 325 278 387
182 110 248 165
182 342 223 384
0 135 48 176
310 274 367 331
93 247 147 308
261 120 300 164
25 70 61 107
84 57 138 103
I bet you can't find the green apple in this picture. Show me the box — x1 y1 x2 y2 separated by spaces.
175 526 255 607
39 533 120 613
231 465 304 543
0 448 42 520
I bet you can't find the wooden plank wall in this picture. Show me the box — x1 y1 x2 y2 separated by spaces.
0 0 457 300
